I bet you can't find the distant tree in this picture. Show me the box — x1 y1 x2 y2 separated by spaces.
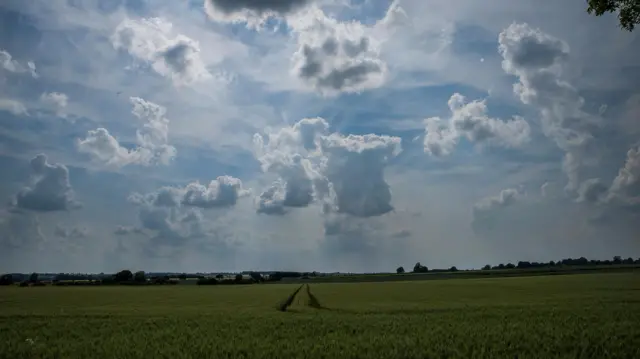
134 271 146 283
587 0 640 31
497 264 505 270
114 270 133 282
413 262 428 273
178 273 187 280
449 266 458 272
29 272 38 283
248 272 264 282
396 266 405 274
482 265 491 271
613 256 622 265
215 274 224 280
234 274 243 282
0 274 13 286
505 263 515 269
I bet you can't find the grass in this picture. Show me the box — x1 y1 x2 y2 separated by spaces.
0 272 639 358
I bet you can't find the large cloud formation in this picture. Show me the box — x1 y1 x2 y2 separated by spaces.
13 154 78 212
424 93 531 156
77 97 177 168
498 23 602 194
290 9 387 95
127 176 249 244
253 117 401 218
112 17 210 86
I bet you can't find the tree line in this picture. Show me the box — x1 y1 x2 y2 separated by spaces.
0 269 311 287
396 256 640 274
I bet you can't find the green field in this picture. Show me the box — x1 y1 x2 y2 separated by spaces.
1 272 639 359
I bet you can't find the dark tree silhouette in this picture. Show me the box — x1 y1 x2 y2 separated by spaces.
587 0 640 31
114 270 133 282
413 262 428 273
396 266 405 274
29 272 38 283
134 271 146 283
0 274 13 286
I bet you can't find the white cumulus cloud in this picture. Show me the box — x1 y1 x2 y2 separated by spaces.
424 93 530 156
498 23 602 194
253 117 402 217
112 17 211 86
77 97 177 168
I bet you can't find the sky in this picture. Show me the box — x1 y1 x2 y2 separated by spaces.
1 0 639 273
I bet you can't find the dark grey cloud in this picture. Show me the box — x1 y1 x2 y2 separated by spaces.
203 0 313 23
577 178 608 203
292 11 387 95
114 225 144 236
54 225 88 239
14 154 79 212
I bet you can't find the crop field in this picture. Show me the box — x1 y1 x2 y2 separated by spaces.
1 272 639 359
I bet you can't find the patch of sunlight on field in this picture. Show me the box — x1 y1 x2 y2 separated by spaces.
0 273 639 359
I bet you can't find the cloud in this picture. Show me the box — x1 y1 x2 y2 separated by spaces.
540 181 563 199
321 133 401 217
473 188 522 214
127 175 248 245
423 93 531 156
0 210 45 250
111 17 211 86
54 225 88 239
290 8 387 95
77 97 177 168
498 23 602 193
606 145 640 207
576 178 608 204
13 154 79 212
253 117 402 217
0 49 37 78
0 98 28 116
130 176 250 210
203 0 313 25
471 187 525 233
181 176 252 208
39 92 68 117
114 225 144 236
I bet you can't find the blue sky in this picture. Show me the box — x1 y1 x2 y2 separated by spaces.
1 0 639 273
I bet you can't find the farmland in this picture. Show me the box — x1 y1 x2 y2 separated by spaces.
1 272 639 359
